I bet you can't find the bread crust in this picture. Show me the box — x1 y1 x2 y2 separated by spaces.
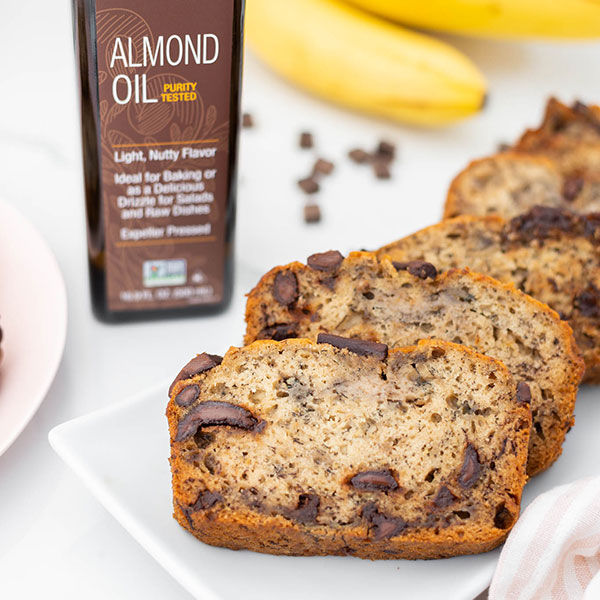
167 339 530 560
516 97 600 166
244 252 583 477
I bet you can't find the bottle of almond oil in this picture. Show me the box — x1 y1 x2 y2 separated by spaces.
73 0 244 322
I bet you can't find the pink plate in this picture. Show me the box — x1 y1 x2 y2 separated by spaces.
0 200 67 455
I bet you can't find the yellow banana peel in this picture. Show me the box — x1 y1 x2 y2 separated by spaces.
246 0 487 126
343 0 600 39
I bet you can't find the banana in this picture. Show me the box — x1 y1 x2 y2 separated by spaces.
245 0 487 126
343 0 600 39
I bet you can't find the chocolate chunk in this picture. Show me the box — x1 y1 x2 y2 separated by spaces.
175 401 259 442
307 250 344 271
258 323 298 341
373 161 391 180
375 140 396 161
192 490 222 511
350 469 399 491
572 100 589 116
273 271 299 306
497 142 511 152
175 384 200 407
304 204 321 224
562 176 584 202
169 353 223 395
505 206 580 243
287 493 320 523
493 503 515 529
393 260 438 280
299 131 314 149
434 485 458 508
320 277 336 291
574 284 600 318
317 333 388 360
348 148 371 164
242 113 254 128
572 100 600 132
458 444 481 489
516 382 532 405
361 502 406 540
312 158 334 176
298 177 319 194
193 430 215 449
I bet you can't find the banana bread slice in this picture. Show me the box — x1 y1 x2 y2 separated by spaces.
444 99 600 220
378 207 600 383
167 338 530 559
444 151 600 219
244 251 583 476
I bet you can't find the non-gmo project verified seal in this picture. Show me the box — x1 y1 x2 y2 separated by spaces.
143 259 187 287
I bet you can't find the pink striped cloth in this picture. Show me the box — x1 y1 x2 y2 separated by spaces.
489 477 600 600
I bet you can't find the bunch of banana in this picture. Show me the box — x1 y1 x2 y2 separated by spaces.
245 0 487 126
343 0 600 40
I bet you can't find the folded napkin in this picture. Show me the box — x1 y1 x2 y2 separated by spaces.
489 477 600 600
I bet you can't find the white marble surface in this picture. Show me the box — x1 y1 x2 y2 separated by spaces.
0 1 599 598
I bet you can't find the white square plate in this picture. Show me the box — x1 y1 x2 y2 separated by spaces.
48 381 600 600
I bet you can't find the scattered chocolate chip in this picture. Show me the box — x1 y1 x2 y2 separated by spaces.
299 131 314 149
273 271 299 306
307 250 344 271
298 177 319 195
497 142 511 152
458 444 481 489
393 260 438 280
562 176 585 202
175 384 200 407
242 113 254 128
375 140 396 162
516 382 532 405
317 333 388 360
348 148 371 164
312 158 334 176
493 503 515 529
258 323 298 341
350 469 399 491
434 485 458 508
361 502 406 540
175 401 259 442
304 204 321 224
192 490 222 511
169 353 223 395
373 161 391 180
287 493 320 523
574 284 600 318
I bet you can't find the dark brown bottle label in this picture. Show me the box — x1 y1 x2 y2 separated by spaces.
95 0 235 311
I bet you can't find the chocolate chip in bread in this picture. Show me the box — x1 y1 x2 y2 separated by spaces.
167 338 530 559
378 208 598 382
244 252 584 476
